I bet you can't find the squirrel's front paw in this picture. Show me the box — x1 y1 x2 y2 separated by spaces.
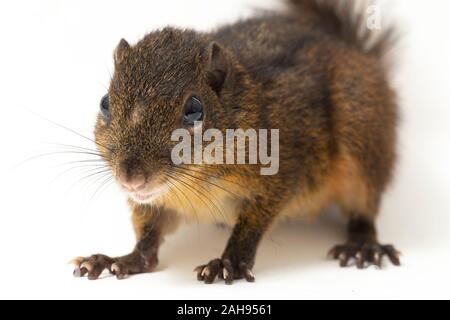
194 258 255 285
71 252 157 280
70 254 115 280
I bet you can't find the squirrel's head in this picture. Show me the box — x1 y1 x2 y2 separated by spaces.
94 28 255 204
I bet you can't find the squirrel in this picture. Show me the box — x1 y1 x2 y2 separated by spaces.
71 0 401 284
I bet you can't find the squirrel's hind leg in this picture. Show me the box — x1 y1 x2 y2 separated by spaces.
326 150 401 269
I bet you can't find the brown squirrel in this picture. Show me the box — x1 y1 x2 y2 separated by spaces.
71 0 401 284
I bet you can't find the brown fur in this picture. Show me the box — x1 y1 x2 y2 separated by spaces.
77 0 400 282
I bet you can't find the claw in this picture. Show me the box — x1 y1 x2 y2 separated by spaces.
72 254 146 280
356 251 365 269
385 246 401 266
111 263 128 279
244 269 255 282
339 252 349 267
329 243 401 269
327 247 337 259
373 251 382 268
196 268 205 281
80 261 93 272
223 268 230 280
194 266 203 273
111 263 120 274
196 258 255 285
73 267 88 278
223 268 233 285
69 257 84 266
201 266 210 277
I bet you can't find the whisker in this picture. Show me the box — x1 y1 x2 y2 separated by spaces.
45 162 107 173
50 164 109 184
154 203 162 219
163 180 200 230
168 165 241 198
76 168 112 184
164 181 184 210
40 142 104 154
26 109 114 154
67 169 112 194
84 171 113 191
94 176 115 200
166 169 229 225
89 175 114 202
15 151 106 169
164 176 200 227
170 164 247 190
164 170 219 224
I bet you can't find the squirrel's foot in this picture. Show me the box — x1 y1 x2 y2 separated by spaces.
70 254 114 280
328 243 401 269
71 252 157 280
194 258 255 285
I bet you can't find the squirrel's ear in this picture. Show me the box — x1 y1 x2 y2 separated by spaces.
114 38 130 65
206 42 229 94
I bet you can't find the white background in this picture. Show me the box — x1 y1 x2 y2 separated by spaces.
0 0 449 300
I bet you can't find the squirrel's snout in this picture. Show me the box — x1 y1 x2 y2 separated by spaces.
119 175 147 192
117 158 148 192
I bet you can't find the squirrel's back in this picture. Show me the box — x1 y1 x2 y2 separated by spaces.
212 0 395 84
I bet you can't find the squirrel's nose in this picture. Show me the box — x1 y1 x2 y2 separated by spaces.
119 175 147 192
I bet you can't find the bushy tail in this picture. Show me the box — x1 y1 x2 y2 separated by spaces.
288 0 397 59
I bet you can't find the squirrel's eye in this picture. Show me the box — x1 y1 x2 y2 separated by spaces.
183 96 203 126
100 94 110 120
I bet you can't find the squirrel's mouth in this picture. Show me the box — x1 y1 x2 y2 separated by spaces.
130 186 168 204
133 192 153 201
